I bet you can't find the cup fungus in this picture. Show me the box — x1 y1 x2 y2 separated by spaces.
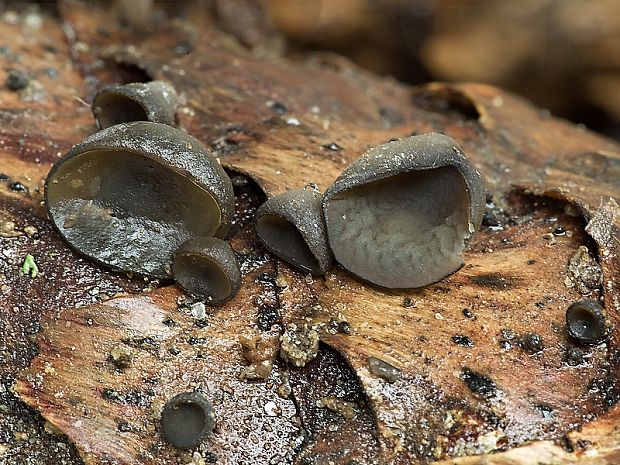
256 189 333 275
566 299 607 345
45 122 234 278
322 133 485 288
92 81 178 129
161 392 215 449
172 237 241 304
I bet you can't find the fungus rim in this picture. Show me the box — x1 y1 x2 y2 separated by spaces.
92 80 178 129
160 391 215 449
256 189 333 275
566 299 607 345
172 236 241 305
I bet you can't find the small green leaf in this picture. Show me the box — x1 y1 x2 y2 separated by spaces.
21 254 39 278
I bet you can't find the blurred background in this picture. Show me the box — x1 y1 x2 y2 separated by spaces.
4 0 620 140
264 0 620 141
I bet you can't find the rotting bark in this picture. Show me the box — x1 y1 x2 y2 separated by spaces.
1 1 619 464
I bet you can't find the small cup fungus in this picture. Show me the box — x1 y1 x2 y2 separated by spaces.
256 189 333 275
566 299 607 345
172 237 241 304
45 122 234 278
322 133 485 288
161 392 215 449
92 80 178 129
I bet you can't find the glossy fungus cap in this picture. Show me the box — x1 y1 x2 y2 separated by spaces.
172 236 241 305
92 81 178 129
256 189 333 275
45 122 234 278
323 133 485 289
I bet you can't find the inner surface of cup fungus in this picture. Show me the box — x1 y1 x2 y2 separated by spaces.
323 133 485 289
256 189 333 275
172 236 241 304
92 80 178 129
566 299 607 345
45 122 234 278
160 391 216 450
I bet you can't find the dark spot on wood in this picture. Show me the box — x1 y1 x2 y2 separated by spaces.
461 368 498 398
9 182 28 193
471 273 517 290
257 304 280 331
451 335 474 347
462 308 475 319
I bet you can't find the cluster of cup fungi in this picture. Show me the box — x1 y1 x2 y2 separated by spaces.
44 81 609 450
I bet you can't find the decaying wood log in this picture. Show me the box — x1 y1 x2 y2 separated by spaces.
1 1 619 464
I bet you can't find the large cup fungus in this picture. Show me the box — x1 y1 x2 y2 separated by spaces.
45 122 234 278
256 189 333 275
322 133 485 289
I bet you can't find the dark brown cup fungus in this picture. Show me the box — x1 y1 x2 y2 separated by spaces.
256 189 333 275
45 122 234 278
92 80 178 129
323 133 485 288
161 392 216 449
566 299 607 345
172 237 241 305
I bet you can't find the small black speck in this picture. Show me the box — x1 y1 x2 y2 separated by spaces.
520 333 544 354
533 403 554 420
269 101 287 114
169 347 181 356
462 308 475 319
461 368 498 398
117 422 132 432
162 318 176 327
204 452 218 463
402 297 413 308
6 69 29 91
9 182 28 192
553 226 566 236
0 173 9 181
565 347 584 366
485 192 494 204
527 259 536 265
188 337 207 345
195 318 209 328
452 335 474 347
43 67 58 79
482 211 500 227
257 305 280 331
322 142 342 151
174 41 192 55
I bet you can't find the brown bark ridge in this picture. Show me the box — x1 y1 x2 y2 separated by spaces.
1 1 619 464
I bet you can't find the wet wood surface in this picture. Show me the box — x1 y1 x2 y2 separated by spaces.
1 1 620 464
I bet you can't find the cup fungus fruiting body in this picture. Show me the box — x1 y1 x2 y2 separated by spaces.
45 122 234 278
322 133 485 289
566 299 607 345
256 189 333 275
92 81 178 129
172 237 241 305
161 392 215 449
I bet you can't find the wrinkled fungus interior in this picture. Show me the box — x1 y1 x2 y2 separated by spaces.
94 93 148 128
326 167 470 288
162 401 207 448
47 150 221 277
256 214 321 273
173 254 232 301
